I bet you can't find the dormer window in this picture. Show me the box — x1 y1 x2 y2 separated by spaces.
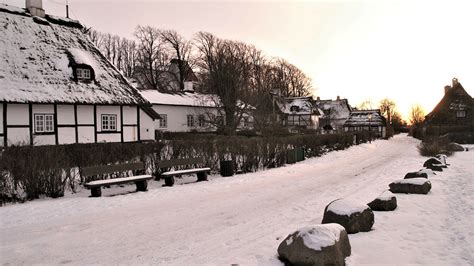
290 106 300 113
77 68 91 80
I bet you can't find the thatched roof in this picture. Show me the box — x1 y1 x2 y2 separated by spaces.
424 79 474 126
344 110 386 127
0 4 149 105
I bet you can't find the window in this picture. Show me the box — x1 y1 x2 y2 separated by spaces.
243 117 250 128
198 115 205 127
77 68 91 80
456 110 466 118
34 114 54 133
101 114 117 131
159 114 167 128
187 115 194 127
290 106 300 113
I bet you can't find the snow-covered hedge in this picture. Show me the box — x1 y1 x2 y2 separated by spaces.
0 142 164 203
163 132 369 174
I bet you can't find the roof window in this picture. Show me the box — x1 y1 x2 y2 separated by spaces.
76 68 91 80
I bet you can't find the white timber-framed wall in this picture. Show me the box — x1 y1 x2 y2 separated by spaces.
0 102 155 147
152 104 219 132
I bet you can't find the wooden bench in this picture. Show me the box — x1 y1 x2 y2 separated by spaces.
83 162 153 197
157 158 210 186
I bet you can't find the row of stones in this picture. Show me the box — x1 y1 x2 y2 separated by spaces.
277 154 449 265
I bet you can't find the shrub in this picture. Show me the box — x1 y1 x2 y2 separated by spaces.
418 136 453 157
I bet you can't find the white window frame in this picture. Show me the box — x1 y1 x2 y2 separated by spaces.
34 114 54 133
77 68 91 79
456 110 466 118
187 115 194 127
159 114 167 128
101 114 117 132
198 115 205 127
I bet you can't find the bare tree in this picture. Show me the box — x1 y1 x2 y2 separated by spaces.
272 59 312 97
134 25 169 90
409 104 425 126
357 99 375 110
195 32 254 133
160 30 195 91
379 98 396 125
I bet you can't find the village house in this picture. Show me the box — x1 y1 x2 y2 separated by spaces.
315 96 352 133
273 96 321 130
141 89 254 133
343 109 387 139
423 78 474 139
0 2 158 147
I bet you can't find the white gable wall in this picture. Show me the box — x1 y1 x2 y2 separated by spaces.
152 105 218 132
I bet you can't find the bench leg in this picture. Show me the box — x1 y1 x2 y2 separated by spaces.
135 180 148 192
197 172 208 182
90 187 102 197
165 176 175 187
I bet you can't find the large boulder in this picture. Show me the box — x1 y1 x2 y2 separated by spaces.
435 154 448 165
404 171 428 179
423 158 444 171
447 142 464 152
417 168 437 177
322 199 374 234
278 224 351 266
367 191 397 211
389 178 432 194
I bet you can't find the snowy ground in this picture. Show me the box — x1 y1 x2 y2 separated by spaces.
0 134 473 265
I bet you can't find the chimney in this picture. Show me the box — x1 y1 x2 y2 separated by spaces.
336 95 340 100
452 77 458 87
316 96 320 101
26 0 45 17
444 85 451 94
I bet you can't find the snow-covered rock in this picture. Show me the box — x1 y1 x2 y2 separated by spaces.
278 224 351 266
321 199 374 233
404 171 428 179
435 154 448 165
367 191 397 211
389 178 432 194
423 158 445 171
447 143 464 152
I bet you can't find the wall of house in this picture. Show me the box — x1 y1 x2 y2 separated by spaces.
1 103 155 147
152 105 219 132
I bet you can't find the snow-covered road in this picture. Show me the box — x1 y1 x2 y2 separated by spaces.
1 134 473 265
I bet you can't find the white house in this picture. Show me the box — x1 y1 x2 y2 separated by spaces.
274 96 321 130
141 90 254 133
0 2 158 147
315 96 352 132
343 109 387 138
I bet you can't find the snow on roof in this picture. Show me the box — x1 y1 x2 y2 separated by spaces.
0 4 147 105
344 110 386 127
140 90 220 108
315 98 352 120
276 96 320 115
327 199 369 216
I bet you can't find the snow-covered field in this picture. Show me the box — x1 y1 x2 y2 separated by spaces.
0 134 473 265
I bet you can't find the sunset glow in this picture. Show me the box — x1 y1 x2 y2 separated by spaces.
4 0 473 120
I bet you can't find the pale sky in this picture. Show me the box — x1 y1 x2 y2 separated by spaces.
3 0 474 120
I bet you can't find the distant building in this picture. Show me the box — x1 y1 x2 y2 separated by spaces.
423 78 474 138
274 96 321 130
0 2 158 146
141 90 253 133
315 96 352 132
343 110 387 138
